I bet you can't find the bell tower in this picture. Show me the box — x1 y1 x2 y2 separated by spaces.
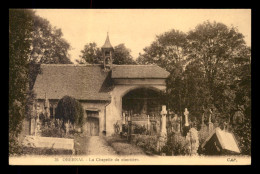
101 32 114 70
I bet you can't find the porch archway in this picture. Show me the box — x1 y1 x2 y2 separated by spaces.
122 87 165 118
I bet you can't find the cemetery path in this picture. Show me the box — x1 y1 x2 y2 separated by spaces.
86 136 118 156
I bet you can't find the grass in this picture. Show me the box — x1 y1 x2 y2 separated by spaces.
103 135 146 155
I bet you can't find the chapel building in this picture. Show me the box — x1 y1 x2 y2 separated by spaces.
30 34 170 136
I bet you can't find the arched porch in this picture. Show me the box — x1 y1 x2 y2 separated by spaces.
122 87 164 118
105 85 166 136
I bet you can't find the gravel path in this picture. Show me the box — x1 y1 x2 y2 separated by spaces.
86 136 118 156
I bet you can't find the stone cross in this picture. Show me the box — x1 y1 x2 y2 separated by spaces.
160 105 167 136
157 105 167 152
184 108 189 126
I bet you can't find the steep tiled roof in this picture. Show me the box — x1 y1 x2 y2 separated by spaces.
33 64 111 100
33 64 170 100
112 65 170 79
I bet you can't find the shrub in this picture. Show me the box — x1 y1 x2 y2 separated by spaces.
162 132 190 156
9 134 23 156
41 126 64 138
122 124 128 133
198 126 210 145
55 96 84 127
233 116 251 155
132 124 147 135
186 128 199 155
131 134 158 154
40 118 65 138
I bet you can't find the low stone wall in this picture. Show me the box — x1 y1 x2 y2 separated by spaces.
22 135 75 155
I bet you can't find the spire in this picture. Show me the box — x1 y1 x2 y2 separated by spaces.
102 32 113 49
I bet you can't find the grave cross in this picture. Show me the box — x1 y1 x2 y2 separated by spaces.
184 108 189 126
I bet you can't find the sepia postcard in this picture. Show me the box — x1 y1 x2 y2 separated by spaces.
9 9 251 165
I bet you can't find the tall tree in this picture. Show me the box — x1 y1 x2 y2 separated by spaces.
113 44 136 65
77 42 136 65
30 15 72 64
137 29 188 113
9 10 73 155
137 21 251 126
28 13 72 90
9 9 34 154
137 29 188 72
187 21 249 120
77 42 102 64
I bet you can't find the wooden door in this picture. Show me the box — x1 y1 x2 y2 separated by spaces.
86 117 99 136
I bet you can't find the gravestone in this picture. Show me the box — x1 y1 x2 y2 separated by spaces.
201 113 206 127
201 127 240 155
157 105 167 152
160 105 167 136
22 135 75 154
208 109 214 133
122 112 126 124
184 108 189 127
65 122 70 135
147 115 150 131
186 127 199 155
172 114 181 133
183 108 190 136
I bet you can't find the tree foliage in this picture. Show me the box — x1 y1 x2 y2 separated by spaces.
113 44 136 64
137 29 187 72
9 9 34 155
55 96 84 127
29 15 72 64
9 9 72 155
137 21 251 154
77 42 102 64
233 116 251 155
28 12 72 89
77 42 136 65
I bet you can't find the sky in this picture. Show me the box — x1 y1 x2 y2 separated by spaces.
35 9 251 64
